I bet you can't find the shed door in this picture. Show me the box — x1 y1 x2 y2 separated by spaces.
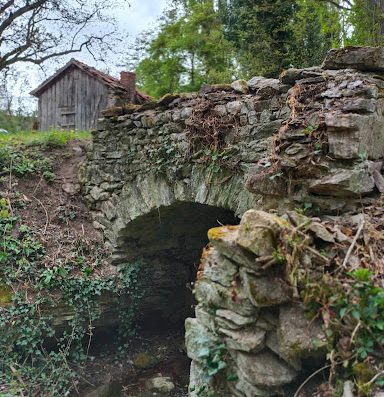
58 72 76 130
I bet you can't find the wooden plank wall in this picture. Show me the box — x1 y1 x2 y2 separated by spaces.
38 68 109 131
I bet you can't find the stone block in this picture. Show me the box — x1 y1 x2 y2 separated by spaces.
234 350 298 388
236 210 288 256
278 304 327 362
194 278 257 316
220 327 266 353
241 270 291 307
185 318 218 363
201 248 238 287
309 163 375 197
207 226 261 270
216 309 257 329
323 46 384 72
232 79 249 94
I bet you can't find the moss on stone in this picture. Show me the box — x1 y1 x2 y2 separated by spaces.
132 352 157 369
207 226 238 241
0 284 13 306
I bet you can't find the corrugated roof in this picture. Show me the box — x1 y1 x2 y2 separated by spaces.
30 58 151 102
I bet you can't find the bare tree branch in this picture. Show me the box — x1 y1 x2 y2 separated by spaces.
317 0 353 10
0 0 129 71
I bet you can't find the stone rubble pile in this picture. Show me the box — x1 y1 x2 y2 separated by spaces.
185 209 330 397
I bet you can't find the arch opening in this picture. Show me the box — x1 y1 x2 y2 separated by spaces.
118 201 239 332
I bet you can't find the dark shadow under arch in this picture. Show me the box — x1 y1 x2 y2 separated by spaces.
119 201 239 331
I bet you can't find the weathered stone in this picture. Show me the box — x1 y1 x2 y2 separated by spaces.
235 350 298 387
323 46 384 72
220 327 266 352
309 164 375 197
207 226 260 270
233 377 275 397
201 247 238 287
326 109 384 160
146 375 175 394
216 309 257 329
61 182 80 195
287 212 334 243
185 318 218 363
195 304 216 333
232 80 249 94
278 304 327 362
279 67 323 85
342 380 355 397
241 270 290 307
227 100 243 114
237 210 287 256
133 352 158 369
373 170 384 193
247 77 281 98
194 278 257 316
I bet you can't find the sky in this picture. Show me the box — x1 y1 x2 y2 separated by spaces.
13 0 168 113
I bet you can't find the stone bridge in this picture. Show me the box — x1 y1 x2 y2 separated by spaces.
82 47 384 395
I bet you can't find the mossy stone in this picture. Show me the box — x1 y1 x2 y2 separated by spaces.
132 352 157 369
0 284 12 306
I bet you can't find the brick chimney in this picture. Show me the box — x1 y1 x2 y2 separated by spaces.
120 71 136 102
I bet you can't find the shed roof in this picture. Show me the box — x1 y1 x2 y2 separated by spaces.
30 59 150 102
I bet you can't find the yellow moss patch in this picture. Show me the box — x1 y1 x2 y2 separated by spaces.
207 225 238 241
0 284 13 306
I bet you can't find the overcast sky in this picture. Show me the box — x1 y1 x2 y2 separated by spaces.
17 0 168 112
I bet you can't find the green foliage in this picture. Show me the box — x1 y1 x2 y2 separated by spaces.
347 0 384 46
132 0 234 97
0 129 91 147
0 207 144 396
303 269 384 391
0 146 53 178
0 110 36 132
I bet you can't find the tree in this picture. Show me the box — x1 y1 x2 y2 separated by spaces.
131 0 234 98
223 0 344 78
348 0 384 45
0 0 128 71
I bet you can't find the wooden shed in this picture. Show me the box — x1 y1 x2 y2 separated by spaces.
30 59 149 131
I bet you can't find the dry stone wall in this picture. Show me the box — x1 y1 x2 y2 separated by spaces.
186 210 329 397
81 46 384 396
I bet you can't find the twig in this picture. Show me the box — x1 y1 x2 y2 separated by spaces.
293 364 332 397
342 220 365 268
31 195 49 234
363 370 384 388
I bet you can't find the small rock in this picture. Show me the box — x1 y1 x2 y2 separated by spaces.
227 100 243 114
201 248 238 287
278 304 327 363
342 380 355 397
62 182 80 195
231 79 249 94
146 375 175 394
373 170 384 193
132 352 157 369
207 227 259 270
194 277 257 316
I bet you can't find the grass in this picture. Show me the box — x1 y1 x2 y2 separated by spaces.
0 129 91 148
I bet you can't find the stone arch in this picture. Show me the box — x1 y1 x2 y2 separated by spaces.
97 169 255 328
99 169 257 264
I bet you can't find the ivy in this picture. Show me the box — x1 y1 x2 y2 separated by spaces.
0 210 144 396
